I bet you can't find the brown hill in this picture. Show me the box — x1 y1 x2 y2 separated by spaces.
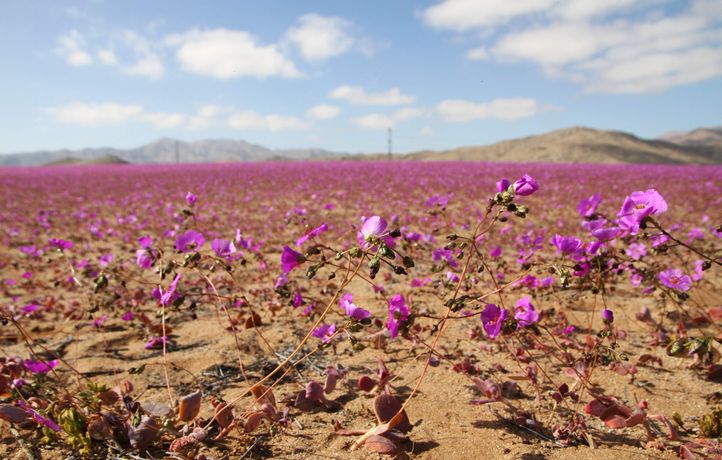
45 155 130 166
391 127 722 163
660 126 722 149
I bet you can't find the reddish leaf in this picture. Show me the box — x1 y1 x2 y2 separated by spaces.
373 393 412 434
364 434 399 455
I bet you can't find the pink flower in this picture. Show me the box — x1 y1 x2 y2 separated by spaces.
160 274 181 306
514 297 539 327
296 223 329 247
312 323 336 344
339 293 371 321
23 359 59 374
185 192 197 206
357 216 395 251
281 245 305 274
387 294 410 338
174 230 205 252
617 189 667 235
481 304 506 339
144 336 169 350
658 268 692 291
512 174 539 196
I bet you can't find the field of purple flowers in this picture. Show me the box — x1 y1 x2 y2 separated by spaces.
1 161 721 459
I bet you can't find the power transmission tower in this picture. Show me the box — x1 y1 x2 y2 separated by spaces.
175 141 180 164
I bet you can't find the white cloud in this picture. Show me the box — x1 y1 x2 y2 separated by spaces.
352 114 395 129
97 49 118 66
45 102 143 126
166 28 302 79
424 0 722 93
140 112 186 129
393 107 428 121
187 104 230 130
437 98 540 122
285 14 355 61
422 0 557 31
124 54 165 79
227 111 310 131
56 30 93 66
329 85 414 105
466 46 489 60
420 126 434 136
306 104 341 120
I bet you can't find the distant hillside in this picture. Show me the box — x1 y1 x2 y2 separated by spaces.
372 126 722 164
3 126 722 166
659 126 722 149
45 155 129 166
0 138 345 166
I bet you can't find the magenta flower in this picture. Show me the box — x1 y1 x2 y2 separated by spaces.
136 249 155 269
339 293 371 321
16 400 60 432
98 253 113 268
617 189 668 234
357 216 395 251
550 234 583 255
481 304 507 339
601 308 614 324
692 260 705 281
496 178 511 193
138 235 153 248
185 191 197 206
578 193 602 218
658 268 692 292
292 290 304 308
211 238 237 258
312 323 336 344
121 311 134 321
48 238 73 250
591 226 620 242
512 174 539 196
22 304 40 314
144 336 169 350
281 245 306 274
92 314 109 328
296 223 329 247
174 230 205 252
387 294 410 338
23 359 59 374
626 242 647 260
160 274 181 306
514 297 539 327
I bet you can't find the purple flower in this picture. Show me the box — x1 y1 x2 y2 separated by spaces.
626 242 647 260
22 304 40 314
92 315 108 328
496 178 511 193
136 249 155 269
601 308 614 324
160 274 181 306
692 259 705 281
550 234 583 255
292 290 304 308
512 174 539 196
514 297 539 327
296 223 329 247
578 193 602 218
312 323 336 344
489 246 502 259
138 235 153 248
280 245 306 274
481 304 507 339
211 238 237 258
357 216 395 251
23 359 59 374
591 226 620 242
387 294 410 338
98 253 113 268
185 192 197 206
144 336 169 350
121 311 134 321
48 238 73 250
174 230 205 252
339 293 371 321
16 400 60 432
446 271 460 283
658 268 692 292
617 189 668 234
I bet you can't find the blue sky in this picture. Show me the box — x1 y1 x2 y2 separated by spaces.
1 0 721 154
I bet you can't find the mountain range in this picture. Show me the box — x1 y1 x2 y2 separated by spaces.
1 126 721 166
